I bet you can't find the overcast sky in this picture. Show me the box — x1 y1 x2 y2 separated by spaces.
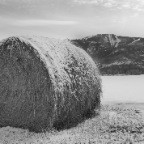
0 0 144 40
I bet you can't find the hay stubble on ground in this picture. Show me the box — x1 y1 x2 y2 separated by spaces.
1 103 144 144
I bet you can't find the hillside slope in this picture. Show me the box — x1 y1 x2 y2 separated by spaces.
71 34 144 75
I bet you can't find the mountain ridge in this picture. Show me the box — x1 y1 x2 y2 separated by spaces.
71 34 144 75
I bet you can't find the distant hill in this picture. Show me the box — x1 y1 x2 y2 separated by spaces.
71 34 144 75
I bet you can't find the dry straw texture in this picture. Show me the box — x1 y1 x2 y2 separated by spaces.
0 36 102 132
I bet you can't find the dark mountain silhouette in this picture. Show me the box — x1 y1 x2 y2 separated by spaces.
71 34 144 75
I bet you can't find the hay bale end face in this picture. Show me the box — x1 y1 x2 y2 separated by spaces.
0 36 102 132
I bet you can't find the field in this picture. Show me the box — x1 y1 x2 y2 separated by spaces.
1 75 144 144
102 75 144 103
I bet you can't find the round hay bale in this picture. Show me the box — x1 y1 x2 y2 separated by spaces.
0 36 102 132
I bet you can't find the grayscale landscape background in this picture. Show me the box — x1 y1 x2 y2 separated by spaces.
1 0 144 143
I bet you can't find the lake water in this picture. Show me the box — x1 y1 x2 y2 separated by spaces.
102 75 144 104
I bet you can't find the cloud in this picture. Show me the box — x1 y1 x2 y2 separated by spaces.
12 19 79 26
112 17 128 24
74 0 144 12
74 0 101 4
0 0 7 5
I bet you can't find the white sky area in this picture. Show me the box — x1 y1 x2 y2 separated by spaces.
0 0 144 40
